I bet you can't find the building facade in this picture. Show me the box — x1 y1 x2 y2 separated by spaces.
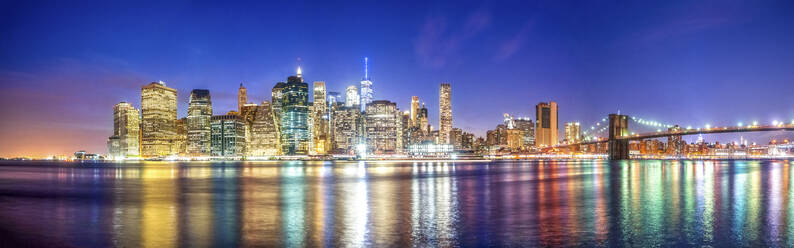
364 100 402 153
410 96 420 127
141 81 177 157
211 112 247 157
247 102 280 156
332 106 361 154
187 89 212 156
280 69 310 155
360 57 373 112
439 83 452 144
108 102 140 158
345 85 359 107
564 122 581 144
535 101 558 147
238 83 247 113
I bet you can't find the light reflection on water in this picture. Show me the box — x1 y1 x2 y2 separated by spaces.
1 160 793 247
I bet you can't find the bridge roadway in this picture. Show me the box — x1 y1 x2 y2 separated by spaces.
555 124 794 148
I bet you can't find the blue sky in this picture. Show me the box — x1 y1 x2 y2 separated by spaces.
1 0 793 156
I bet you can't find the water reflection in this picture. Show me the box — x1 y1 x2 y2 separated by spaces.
0 160 793 246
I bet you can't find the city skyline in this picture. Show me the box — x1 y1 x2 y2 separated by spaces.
2 1 794 157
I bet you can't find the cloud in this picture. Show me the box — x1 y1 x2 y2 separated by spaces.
414 9 492 69
493 19 535 61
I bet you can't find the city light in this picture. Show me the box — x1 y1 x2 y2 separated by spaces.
705 124 711 129
737 122 743 127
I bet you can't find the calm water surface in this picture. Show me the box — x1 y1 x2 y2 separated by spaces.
1 160 794 247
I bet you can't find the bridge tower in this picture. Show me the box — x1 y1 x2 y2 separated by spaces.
608 114 630 160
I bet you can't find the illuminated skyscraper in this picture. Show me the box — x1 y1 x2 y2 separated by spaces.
247 101 280 156
346 85 359 107
271 82 287 130
535 101 558 147
238 83 247 113
211 112 247 157
174 117 188 155
312 81 329 154
332 106 361 153
410 96 419 127
141 81 177 157
364 100 402 153
439 83 452 144
108 102 140 158
327 91 342 107
359 57 373 112
514 117 534 147
187 89 212 156
280 67 310 155
564 122 581 144
419 103 429 133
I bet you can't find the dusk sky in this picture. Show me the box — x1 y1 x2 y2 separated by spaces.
1 0 793 157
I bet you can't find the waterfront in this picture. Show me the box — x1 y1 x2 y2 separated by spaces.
1 160 794 247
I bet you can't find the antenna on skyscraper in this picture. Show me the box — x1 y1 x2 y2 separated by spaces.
364 57 369 80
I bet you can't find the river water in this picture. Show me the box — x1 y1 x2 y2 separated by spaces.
1 160 793 247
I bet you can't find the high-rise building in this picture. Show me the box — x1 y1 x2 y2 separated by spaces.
419 103 429 133
332 106 361 153
564 122 581 144
238 83 247 113
312 82 327 115
364 100 402 153
187 89 212 156
359 57 373 112
247 101 280 156
280 67 310 155
107 102 140 158
439 83 452 144
535 101 558 147
514 117 534 148
141 81 177 157
211 112 247 157
311 81 330 154
271 82 287 129
327 91 342 107
174 117 188 155
345 85 359 107
410 96 420 127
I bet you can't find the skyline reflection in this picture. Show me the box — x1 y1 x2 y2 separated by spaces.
1 160 793 246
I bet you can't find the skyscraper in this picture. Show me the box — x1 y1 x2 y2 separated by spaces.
211 112 247 157
280 67 310 155
535 101 558 147
514 117 534 147
439 83 452 144
410 96 419 127
174 117 188 156
141 81 177 157
247 101 280 156
345 85 359 107
238 83 247 113
187 89 212 156
312 81 329 154
419 103 429 133
359 57 373 112
364 100 402 153
271 82 287 129
564 122 581 144
108 102 140 158
332 106 361 153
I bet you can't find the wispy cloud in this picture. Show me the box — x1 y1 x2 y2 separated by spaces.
414 8 492 68
493 19 535 61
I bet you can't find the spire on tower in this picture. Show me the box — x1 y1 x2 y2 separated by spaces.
297 66 302 78
364 57 368 79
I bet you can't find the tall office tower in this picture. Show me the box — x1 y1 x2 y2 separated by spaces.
271 82 287 129
419 103 429 133
280 67 310 155
248 101 280 156
141 81 177 158
345 85 359 107
564 122 581 144
504 113 515 129
312 82 327 115
667 125 683 156
210 112 247 157
439 83 452 144
174 117 188 155
535 101 558 147
108 102 140 158
238 83 247 113
187 89 212 156
327 91 341 107
364 100 402 153
401 111 411 150
332 106 361 153
514 117 534 147
359 57 373 112
410 96 420 127
450 128 464 149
